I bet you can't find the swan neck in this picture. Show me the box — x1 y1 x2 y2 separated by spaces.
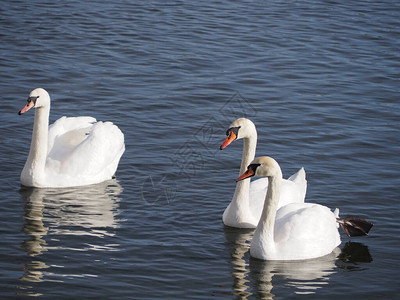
239 132 257 175
26 106 49 172
231 131 257 210
256 174 282 243
231 176 251 210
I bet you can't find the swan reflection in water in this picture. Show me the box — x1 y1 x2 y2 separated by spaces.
19 180 123 288
224 226 372 299
224 227 254 299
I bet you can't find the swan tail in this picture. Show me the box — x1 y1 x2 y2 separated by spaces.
288 167 306 182
333 208 340 218
288 167 307 199
337 216 373 237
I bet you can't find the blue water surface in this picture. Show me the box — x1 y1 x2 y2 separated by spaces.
0 0 399 299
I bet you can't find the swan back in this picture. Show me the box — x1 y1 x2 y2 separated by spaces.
47 116 97 160
268 203 341 260
46 120 125 185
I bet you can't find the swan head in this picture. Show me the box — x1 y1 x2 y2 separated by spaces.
236 156 281 182
220 118 256 150
18 88 50 115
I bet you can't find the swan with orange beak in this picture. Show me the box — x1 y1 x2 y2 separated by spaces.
236 156 373 260
219 118 307 229
18 88 125 188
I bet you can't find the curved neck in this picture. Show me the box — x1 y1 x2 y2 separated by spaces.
239 133 257 175
254 173 282 246
231 132 257 209
25 106 50 174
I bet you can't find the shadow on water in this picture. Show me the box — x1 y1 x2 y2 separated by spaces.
336 241 373 270
17 180 123 296
223 226 373 299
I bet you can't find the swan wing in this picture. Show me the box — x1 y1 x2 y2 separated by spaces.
47 116 97 158
61 121 124 177
273 203 341 259
45 120 125 186
249 168 307 220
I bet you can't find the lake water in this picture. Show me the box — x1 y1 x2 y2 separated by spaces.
0 0 399 299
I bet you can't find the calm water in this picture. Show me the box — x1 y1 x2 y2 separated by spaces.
1 0 399 298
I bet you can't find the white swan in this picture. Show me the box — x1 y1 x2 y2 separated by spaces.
220 118 307 228
18 88 125 188
236 156 373 260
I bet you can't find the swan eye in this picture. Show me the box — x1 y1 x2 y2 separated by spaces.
27 96 39 105
248 163 261 173
226 126 240 138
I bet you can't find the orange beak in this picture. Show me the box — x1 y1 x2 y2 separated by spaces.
18 100 35 115
220 131 237 150
236 168 255 182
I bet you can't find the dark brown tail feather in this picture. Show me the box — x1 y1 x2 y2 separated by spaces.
337 216 373 237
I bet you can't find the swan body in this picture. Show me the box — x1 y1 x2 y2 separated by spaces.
236 156 341 261
19 88 125 188
220 118 307 228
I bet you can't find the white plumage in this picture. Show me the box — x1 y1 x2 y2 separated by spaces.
237 156 341 261
220 118 307 228
19 88 125 188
